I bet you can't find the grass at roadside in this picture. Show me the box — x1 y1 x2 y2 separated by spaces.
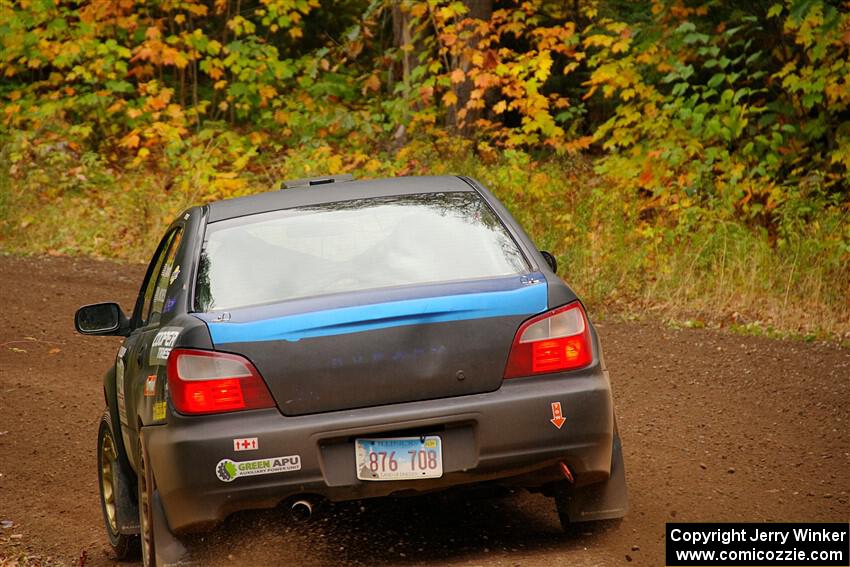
0 139 847 341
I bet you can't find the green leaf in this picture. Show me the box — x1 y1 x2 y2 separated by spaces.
729 90 743 105
683 32 709 45
707 73 725 88
672 82 689 96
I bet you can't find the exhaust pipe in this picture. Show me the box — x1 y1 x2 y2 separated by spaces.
289 499 314 522
559 461 575 483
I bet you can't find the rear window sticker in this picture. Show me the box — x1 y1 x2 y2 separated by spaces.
169 265 180 285
160 260 174 284
215 455 301 483
144 374 157 397
163 297 177 313
153 401 166 421
149 326 182 365
233 437 259 451
116 357 127 424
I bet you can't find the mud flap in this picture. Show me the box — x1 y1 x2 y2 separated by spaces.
561 432 629 523
114 458 140 535
152 490 194 567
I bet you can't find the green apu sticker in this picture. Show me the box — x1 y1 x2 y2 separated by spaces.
215 455 301 482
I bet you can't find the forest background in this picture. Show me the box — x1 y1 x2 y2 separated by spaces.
1 0 848 339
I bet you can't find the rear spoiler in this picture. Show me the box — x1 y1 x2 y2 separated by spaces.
280 174 353 189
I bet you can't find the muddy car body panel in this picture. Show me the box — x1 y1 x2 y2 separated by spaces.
197 276 549 416
78 175 627 553
146 360 615 532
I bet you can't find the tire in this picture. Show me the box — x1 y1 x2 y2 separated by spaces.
97 410 140 560
138 432 156 567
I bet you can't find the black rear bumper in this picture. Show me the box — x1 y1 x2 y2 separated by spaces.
145 365 615 533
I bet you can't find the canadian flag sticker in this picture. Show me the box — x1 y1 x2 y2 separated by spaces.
233 437 259 451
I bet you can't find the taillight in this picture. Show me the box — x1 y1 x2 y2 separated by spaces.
503 301 593 379
166 349 275 415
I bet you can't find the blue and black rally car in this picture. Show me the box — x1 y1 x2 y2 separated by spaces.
75 175 627 566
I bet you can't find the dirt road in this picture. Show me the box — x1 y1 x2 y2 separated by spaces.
1 255 847 566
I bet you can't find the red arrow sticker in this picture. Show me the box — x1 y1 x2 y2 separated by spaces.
550 402 566 429
144 374 157 397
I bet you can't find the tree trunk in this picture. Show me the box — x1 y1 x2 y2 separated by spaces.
391 3 416 86
447 0 493 135
391 2 426 145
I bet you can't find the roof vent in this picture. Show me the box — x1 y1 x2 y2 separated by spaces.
280 174 353 189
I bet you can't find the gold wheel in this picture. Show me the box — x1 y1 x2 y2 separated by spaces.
99 433 119 534
138 437 154 567
97 409 139 560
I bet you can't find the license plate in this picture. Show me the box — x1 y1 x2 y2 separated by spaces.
355 436 443 481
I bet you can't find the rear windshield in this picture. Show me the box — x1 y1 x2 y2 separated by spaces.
194 192 528 311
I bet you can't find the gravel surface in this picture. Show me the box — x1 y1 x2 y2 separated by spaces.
0 255 847 566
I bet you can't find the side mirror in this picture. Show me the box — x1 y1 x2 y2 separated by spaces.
540 250 558 274
75 303 129 336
